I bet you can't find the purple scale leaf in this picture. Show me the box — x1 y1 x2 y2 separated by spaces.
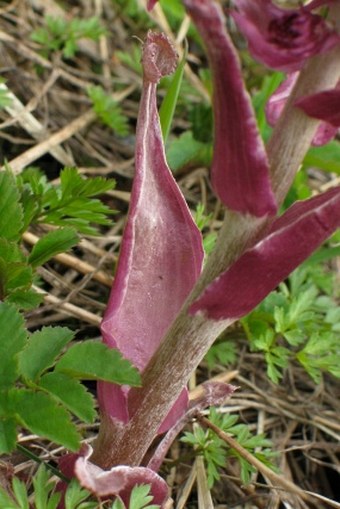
231 0 340 72
60 444 169 508
190 187 340 320
266 73 339 146
99 31 204 432
295 85 340 128
184 0 276 217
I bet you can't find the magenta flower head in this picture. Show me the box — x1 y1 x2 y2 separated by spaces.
231 0 340 71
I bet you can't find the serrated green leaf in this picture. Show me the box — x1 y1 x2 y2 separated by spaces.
33 465 58 509
204 340 236 370
28 227 78 268
167 131 212 171
239 457 256 485
19 186 41 230
2 263 33 294
18 326 75 382
10 388 81 450
6 288 44 310
12 477 29 509
46 493 61 509
39 372 96 423
55 340 141 386
88 86 129 136
39 168 116 235
59 167 115 198
0 485 20 509
129 484 160 509
0 238 24 263
159 43 187 143
0 170 23 241
283 329 306 346
0 417 17 453
111 499 125 509
0 302 27 388
64 479 97 509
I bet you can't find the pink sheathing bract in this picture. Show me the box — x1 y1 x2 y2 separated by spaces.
184 0 276 217
190 187 340 320
295 87 340 128
99 32 204 431
266 73 338 146
61 445 169 508
231 0 340 72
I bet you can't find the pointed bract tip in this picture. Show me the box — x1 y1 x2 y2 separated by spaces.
147 0 158 10
142 31 178 83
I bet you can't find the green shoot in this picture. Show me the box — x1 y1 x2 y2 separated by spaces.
181 408 276 488
111 484 160 509
242 264 340 384
31 16 105 58
87 86 129 136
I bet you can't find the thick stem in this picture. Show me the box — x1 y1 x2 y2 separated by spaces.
93 45 340 469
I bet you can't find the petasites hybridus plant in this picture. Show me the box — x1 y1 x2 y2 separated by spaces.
67 0 340 506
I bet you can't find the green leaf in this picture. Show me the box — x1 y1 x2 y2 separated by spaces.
159 43 187 143
167 131 212 171
64 479 97 509
39 372 96 423
60 167 115 199
303 141 340 174
6 288 44 310
10 388 81 450
0 417 17 453
18 326 75 382
33 465 60 509
1 263 33 294
111 499 125 509
12 477 29 509
306 245 340 264
56 340 141 386
0 484 20 509
0 238 24 263
204 340 236 370
0 302 27 388
39 167 116 235
189 103 213 143
0 170 23 241
129 484 160 509
87 86 129 136
283 329 306 346
28 227 78 268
